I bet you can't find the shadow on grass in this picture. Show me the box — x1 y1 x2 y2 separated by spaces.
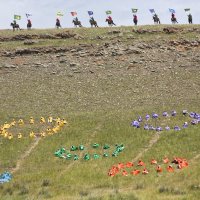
159 186 186 195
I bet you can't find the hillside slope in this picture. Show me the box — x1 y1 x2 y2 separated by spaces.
0 25 200 200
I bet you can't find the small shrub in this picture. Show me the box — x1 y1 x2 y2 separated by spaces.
79 190 89 196
189 184 200 190
41 179 50 187
19 186 29 195
135 183 145 190
3 187 13 195
88 197 103 200
158 186 169 193
171 188 186 195
12 182 21 190
38 189 52 198
115 188 119 194
109 193 138 200
159 186 186 195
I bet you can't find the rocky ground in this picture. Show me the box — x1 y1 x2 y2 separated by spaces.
0 26 200 116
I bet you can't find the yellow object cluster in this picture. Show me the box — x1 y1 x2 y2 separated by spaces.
0 117 67 140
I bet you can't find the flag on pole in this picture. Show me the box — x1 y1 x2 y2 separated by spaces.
169 8 175 13
131 9 138 13
88 11 93 16
149 9 155 14
14 15 21 20
57 12 64 16
26 13 32 18
184 8 190 12
106 10 112 15
71 12 77 16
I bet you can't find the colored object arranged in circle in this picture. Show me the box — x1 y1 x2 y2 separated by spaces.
54 144 125 161
0 117 67 140
108 157 188 177
131 110 200 131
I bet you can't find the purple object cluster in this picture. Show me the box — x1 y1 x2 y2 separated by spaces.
131 110 200 131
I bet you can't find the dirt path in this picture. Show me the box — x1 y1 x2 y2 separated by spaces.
10 137 41 174
190 153 200 163
132 132 161 163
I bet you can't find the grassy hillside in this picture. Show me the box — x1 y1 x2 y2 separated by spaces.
0 25 200 200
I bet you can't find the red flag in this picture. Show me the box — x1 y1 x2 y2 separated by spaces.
71 12 77 16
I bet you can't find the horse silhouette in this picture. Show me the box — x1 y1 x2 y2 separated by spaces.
10 22 21 31
55 21 62 29
72 19 82 27
27 22 32 30
188 15 192 24
89 19 98 27
153 15 161 24
171 17 178 24
133 17 138 25
105 19 116 27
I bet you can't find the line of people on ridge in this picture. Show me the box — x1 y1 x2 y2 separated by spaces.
10 13 193 31
57 13 193 28
10 19 32 31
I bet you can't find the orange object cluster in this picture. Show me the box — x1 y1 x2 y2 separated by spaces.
108 157 188 177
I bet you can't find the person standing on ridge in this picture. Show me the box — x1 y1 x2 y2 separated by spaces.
188 13 193 24
133 15 138 25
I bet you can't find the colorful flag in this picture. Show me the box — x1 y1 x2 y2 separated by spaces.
57 12 64 16
184 8 190 12
106 10 112 15
131 9 138 13
88 11 93 16
14 15 21 20
169 8 175 13
149 9 155 14
71 12 77 16
26 13 32 18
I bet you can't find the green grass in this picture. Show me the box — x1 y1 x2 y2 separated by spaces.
0 112 199 200
0 25 200 200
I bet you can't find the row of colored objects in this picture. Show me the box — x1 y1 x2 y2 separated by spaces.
131 110 200 131
0 117 67 140
108 157 189 177
54 144 125 160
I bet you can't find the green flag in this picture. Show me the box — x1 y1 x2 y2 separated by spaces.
184 8 190 12
57 11 64 16
14 15 21 20
131 8 138 13
106 10 112 15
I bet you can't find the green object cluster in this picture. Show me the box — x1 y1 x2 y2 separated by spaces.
54 143 125 161
112 144 125 157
